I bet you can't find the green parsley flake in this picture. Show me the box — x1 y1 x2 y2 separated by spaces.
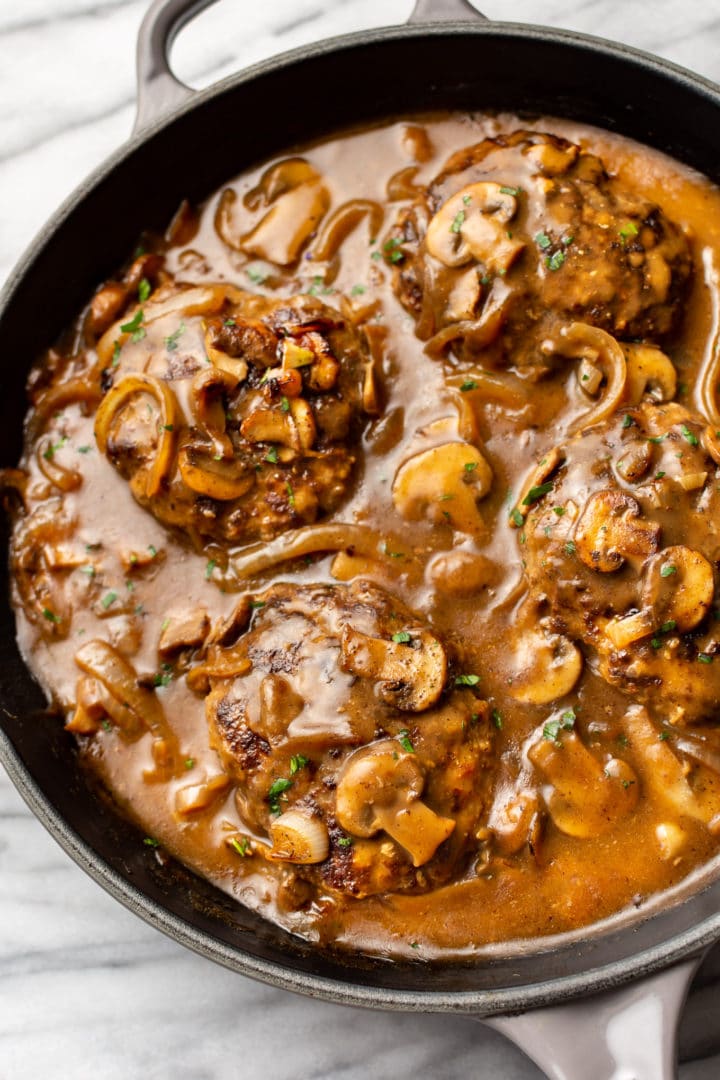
290 754 309 775
659 620 677 633
230 837 250 856
112 340 121 366
546 250 566 271
153 670 172 688
286 481 296 509
246 265 267 284
143 837 160 848
622 414 634 429
392 631 412 644
553 506 566 517
350 284 366 296
680 424 699 446
79 565 96 577
267 777 293 812
42 608 60 623
397 729 415 753
164 322 186 351
337 836 354 848
205 559 216 580
660 564 677 578
460 379 478 392
77 444 92 454
138 277 151 303
543 708 576 743
265 445 279 464
619 221 639 239
500 185 521 196
250 600 266 610
511 508 524 527
280 396 290 413
148 544 157 558
450 210 466 234
120 309 146 343
698 653 714 664
464 461 478 473
455 673 480 687
43 435 68 460
522 482 553 506
565 541 577 556
492 709 503 729
185 758 195 770
101 591 118 610
535 232 552 250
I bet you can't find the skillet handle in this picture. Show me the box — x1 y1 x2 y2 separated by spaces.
408 0 488 22
135 0 215 133
134 0 489 133
480 956 703 1080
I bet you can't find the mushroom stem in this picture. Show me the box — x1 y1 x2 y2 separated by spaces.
375 801 455 868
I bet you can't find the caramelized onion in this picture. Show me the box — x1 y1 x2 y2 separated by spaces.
552 323 627 433
312 199 384 261
230 524 412 580
75 639 180 779
94 373 181 497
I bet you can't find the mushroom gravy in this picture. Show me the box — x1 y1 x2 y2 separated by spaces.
6 111 720 959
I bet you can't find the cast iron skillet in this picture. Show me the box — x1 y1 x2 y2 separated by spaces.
2 1 720 1075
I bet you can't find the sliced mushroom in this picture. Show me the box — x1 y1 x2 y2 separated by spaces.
392 442 493 534
190 367 240 459
238 174 330 266
622 343 677 404
340 625 446 712
620 706 708 821
178 445 256 501
641 545 714 633
508 624 583 705
158 610 209 657
335 742 455 867
269 809 329 864
425 550 497 594
512 445 565 524
529 729 639 838
240 398 317 455
574 489 659 572
425 182 524 273
524 139 578 175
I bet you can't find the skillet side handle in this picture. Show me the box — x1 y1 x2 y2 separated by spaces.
135 0 217 134
479 956 703 1080
408 0 488 21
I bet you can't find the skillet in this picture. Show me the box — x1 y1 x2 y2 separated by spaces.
2 1 720 1075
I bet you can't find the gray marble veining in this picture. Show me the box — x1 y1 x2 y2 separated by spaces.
2 1 720 1077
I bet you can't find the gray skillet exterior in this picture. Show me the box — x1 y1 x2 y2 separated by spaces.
3 0 720 1017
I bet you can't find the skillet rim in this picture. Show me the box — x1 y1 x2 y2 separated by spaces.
3 17 720 1014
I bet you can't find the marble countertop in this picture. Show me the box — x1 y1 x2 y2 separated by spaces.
3 2 720 1077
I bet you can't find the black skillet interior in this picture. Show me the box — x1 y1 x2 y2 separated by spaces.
4 22 720 1012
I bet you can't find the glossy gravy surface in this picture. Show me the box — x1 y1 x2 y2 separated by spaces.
8 111 720 960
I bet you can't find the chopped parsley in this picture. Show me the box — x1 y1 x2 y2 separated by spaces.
112 340 121 366
246 264 267 284
552 506 566 517
164 321 186 351
455 673 481 687
249 600 266 610
153 668 173 688
647 434 667 444
77 444 92 454
619 221 639 240
655 471 666 479
546 250 566 271
464 461 478 473
138 277 151 303
383 237 404 264
500 185 521 196
184 758 195 770
397 729 415 753
143 837 160 848
337 836 354 848
522 482 553 506
42 608 60 623
450 210 466 233
392 630 412 644
659 620 677 633
148 545 158 558
622 414 635 429
660 564 677 578
564 541 576 556
205 559 216 580
267 777 293 813
460 379 478 392
680 424 699 446
543 707 576 744
78 565 96 577
224 318 236 327
230 836 250 856
280 396 290 413
265 445 279 464
535 232 552 250
289 754 309 776
286 481 296 509
120 308 146 343
698 653 714 664
101 591 118 610
43 435 68 460
350 284 366 296
510 508 524 527
492 708 503 729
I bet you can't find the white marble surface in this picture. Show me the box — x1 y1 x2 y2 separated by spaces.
3 1 720 1077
